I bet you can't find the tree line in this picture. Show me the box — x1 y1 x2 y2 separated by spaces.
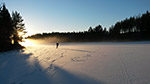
109 11 150 40
0 4 26 52
29 11 150 42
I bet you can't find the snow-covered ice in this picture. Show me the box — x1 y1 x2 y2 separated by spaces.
0 41 150 84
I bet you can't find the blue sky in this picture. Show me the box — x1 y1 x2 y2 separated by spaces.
2 0 150 35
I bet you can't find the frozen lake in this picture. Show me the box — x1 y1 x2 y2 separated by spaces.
0 41 150 84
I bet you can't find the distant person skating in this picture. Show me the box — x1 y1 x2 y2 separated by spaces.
56 43 59 49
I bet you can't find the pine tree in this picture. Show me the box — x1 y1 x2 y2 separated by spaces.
12 11 26 45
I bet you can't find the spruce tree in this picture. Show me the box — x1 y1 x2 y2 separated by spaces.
0 4 13 51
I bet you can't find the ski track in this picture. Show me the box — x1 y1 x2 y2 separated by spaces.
118 54 133 84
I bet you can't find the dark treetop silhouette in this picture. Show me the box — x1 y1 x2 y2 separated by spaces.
0 4 26 52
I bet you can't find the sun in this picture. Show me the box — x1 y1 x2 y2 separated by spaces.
18 32 24 36
18 31 33 38
18 31 27 38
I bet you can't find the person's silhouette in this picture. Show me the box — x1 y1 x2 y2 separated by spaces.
56 43 59 49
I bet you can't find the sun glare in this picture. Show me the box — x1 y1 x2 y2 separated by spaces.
19 39 35 47
18 32 27 38
18 32 24 36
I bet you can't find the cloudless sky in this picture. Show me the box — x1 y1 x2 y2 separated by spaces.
2 0 150 35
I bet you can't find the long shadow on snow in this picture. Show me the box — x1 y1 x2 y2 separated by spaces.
48 65 106 84
0 49 33 84
0 49 105 84
28 55 106 84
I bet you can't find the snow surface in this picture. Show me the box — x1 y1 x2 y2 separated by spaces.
0 41 150 84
